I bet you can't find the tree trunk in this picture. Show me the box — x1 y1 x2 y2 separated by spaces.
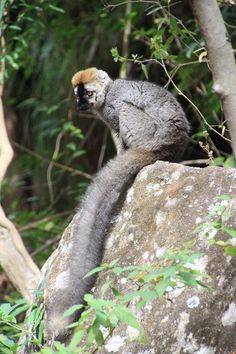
190 0 236 157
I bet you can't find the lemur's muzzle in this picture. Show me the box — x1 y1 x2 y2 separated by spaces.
77 101 90 111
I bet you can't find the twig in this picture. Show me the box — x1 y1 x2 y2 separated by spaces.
181 159 209 166
97 127 109 170
160 58 232 144
12 141 93 180
18 210 72 232
78 119 98 149
46 131 64 204
31 235 61 257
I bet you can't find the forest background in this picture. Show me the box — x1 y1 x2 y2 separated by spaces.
0 0 236 346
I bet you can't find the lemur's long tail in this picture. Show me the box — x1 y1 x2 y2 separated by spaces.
44 149 156 341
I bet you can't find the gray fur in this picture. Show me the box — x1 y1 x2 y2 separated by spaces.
44 73 189 342
101 79 189 159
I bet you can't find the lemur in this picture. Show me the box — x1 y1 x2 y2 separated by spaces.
44 67 190 342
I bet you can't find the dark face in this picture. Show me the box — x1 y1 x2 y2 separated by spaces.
74 83 92 111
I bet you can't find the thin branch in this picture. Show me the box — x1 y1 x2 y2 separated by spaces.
19 210 72 232
12 141 93 180
181 159 209 166
160 58 232 144
31 235 61 257
97 127 109 170
46 131 64 204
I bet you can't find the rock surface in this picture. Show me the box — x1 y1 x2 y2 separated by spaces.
28 161 236 354
95 161 236 354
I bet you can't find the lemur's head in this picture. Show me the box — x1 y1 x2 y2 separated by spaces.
72 68 111 111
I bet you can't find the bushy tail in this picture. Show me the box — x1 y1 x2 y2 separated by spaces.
44 149 156 341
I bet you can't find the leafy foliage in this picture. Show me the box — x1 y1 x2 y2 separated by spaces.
0 248 210 353
193 195 236 256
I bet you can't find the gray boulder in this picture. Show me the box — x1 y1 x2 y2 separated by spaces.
21 161 236 354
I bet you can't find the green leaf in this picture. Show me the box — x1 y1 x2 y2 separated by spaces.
109 258 119 267
218 195 231 201
87 319 100 344
224 156 236 168
111 287 123 297
66 142 76 151
196 280 211 289
63 122 74 131
10 299 29 317
48 4 65 13
110 47 120 62
101 279 114 296
96 311 108 327
84 294 114 311
222 209 231 222
95 329 104 346
155 278 170 297
223 227 236 238
141 63 149 80
143 269 163 282
140 290 158 303
0 334 15 348
68 329 84 349
163 266 178 279
72 150 86 158
84 266 104 278
0 303 12 317
112 266 125 274
113 306 140 330
63 304 84 318
224 245 236 256
40 348 54 354
178 271 198 288
38 319 44 343
47 105 59 114
44 221 54 231
9 25 21 31
136 299 146 311
215 240 226 246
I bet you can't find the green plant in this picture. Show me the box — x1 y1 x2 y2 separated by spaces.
193 195 236 256
42 248 209 353
0 247 210 353
0 299 29 353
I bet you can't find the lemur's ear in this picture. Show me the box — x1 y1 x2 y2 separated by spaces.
97 70 110 84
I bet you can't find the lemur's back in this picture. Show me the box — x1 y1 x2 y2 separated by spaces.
103 79 190 161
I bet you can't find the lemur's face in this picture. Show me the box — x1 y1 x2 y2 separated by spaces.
72 68 111 111
74 83 98 111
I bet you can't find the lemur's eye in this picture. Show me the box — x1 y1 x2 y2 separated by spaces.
86 90 93 97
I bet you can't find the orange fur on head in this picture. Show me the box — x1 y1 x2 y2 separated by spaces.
71 68 98 87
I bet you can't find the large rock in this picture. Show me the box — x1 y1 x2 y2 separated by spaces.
21 161 236 354
96 161 236 354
